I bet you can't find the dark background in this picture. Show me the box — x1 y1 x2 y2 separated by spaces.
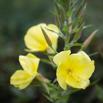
0 0 103 103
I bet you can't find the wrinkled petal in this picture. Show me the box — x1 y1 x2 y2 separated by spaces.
24 23 59 52
19 53 40 75
74 61 95 80
53 50 71 66
65 75 89 89
10 70 37 89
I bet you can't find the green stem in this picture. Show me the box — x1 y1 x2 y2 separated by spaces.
61 87 71 97
50 46 58 54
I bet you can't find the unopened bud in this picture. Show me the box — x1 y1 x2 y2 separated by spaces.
40 27 52 47
82 30 98 49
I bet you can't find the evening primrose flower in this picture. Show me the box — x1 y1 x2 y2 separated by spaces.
53 50 95 90
24 23 59 52
10 53 40 89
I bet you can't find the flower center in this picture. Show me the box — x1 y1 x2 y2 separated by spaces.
67 69 72 76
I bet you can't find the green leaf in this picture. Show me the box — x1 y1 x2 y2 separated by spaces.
98 48 103 59
96 85 103 102
30 81 42 86
69 88 80 95
57 95 69 103
73 43 83 46
74 22 84 41
41 59 57 67
45 27 64 38
47 82 58 90
44 53 56 56
62 26 69 32
43 94 53 102
89 79 100 86
83 25 92 29
88 52 98 57
49 11 57 16
67 10 72 17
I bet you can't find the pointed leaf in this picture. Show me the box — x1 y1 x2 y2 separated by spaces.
30 81 42 87
74 22 84 41
89 79 100 86
88 52 98 57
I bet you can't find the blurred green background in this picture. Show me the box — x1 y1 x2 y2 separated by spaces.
0 0 103 103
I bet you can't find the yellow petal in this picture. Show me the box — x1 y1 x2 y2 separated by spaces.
10 70 37 89
72 51 95 80
80 79 90 89
57 75 67 90
56 63 67 77
65 75 89 89
67 53 82 70
24 23 48 52
78 51 91 62
74 60 95 80
19 53 40 75
10 70 30 88
24 23 59 52
53 50 71 66
19 71 38 89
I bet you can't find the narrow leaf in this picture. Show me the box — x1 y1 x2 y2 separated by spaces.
44 53 56 56
74 22 84 41
49 11 57 16
73 43 83 46
89 79 100 86
88 52 98 57
43 94 53 102
30 82 42 86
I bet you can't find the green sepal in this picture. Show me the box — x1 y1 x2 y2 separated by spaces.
75 0 84 18
40 26 52 47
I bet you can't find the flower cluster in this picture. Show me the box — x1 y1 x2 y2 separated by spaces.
10 23 95 90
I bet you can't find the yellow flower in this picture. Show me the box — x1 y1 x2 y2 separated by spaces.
24 23 59 52
53 50 95 90
10 53 40 89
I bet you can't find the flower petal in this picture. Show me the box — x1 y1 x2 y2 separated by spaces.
24 23 59 52
24 23 48 52
56 63 67 77
10 70 37 89
53 50 71 66
57 75 67 90
74 60 95 80
19 53 40 75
